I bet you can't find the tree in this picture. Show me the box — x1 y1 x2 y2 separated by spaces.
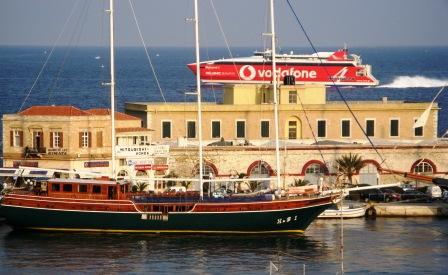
136 181 148 192
335 153 363 186
164 171 179 188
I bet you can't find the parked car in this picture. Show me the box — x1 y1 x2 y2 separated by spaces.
401 183 416 192
426 185 442 199
362 188 401 202
400 190 428 201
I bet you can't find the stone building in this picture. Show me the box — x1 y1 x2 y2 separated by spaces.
2 106 168 184
125 83 447 187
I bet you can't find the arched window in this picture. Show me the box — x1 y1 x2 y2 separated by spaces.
136 170 147 177
413 161 434 173
285 117 302 140
306 163 324 174
411 159 436 174
247 161 274 177
193 162 218 179
303 162 327 185
359 163 379 185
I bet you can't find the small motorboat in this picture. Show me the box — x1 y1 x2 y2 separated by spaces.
318 201 366 219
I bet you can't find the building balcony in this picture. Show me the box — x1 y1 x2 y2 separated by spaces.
24 147 46 158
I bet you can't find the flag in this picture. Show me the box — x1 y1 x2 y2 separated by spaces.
413 86 445 129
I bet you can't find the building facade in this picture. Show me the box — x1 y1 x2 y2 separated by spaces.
2 106 168 185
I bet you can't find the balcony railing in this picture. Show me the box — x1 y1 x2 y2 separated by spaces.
24 147 46 158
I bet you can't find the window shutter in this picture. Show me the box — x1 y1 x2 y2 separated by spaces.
60 132 63 148
39 132 44 148
88 132 92 148
9 130 13 146
97 131 103 148
50 132 54 148
79 132 82 148
19 131 23 147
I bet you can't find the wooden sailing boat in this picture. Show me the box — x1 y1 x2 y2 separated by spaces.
0 0 335 234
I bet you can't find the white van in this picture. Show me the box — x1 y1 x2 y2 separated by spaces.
426 185 442 199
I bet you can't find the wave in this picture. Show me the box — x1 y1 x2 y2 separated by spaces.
379 76 448 88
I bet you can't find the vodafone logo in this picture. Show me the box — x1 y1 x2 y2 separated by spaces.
239 65 256 80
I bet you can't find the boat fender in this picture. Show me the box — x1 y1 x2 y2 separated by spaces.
365 206 377 219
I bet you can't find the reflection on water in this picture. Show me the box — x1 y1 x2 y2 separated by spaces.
0 218 447 274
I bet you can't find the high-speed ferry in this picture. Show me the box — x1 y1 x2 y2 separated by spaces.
188 48 379 86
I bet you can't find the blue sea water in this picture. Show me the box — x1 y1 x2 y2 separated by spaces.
0 46 448 138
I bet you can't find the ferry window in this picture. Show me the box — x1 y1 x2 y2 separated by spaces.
187 121 196 138
211 121 221 138
92 185 102 194
390 119 399 137
317 120 326 138
52 183 60 192
63 184 72 192
236 121 246 139
288 91 297 104
414 119 423 137
341 120 351 137
79 184 88 193
366 120 375 137
162 121 171 138
12 130 23 147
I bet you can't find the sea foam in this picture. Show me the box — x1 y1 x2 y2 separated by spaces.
380 76 448 88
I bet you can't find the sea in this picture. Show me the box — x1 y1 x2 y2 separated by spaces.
0 46 448 274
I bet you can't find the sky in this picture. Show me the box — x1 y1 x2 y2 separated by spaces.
0 0 447 48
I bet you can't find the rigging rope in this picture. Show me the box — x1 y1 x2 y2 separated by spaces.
208 0 241 82
18 0 81 112
285 0 387 166
128 0 166 103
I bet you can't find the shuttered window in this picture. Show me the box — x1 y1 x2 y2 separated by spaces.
50 132 63 148
187 121 196 138
162 121 171 139
236 121 245 139
317 120 326 138
366 120 375 137
10 130 23 147
211 121 221 138
261 121 269 138
341 120 350 137
390 119 399 137
79 131 91 148
97 131 103 147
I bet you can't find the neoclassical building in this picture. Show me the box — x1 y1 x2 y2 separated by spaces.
125 83 447 187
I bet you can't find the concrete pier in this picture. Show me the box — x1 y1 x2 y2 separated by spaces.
368 202 448 217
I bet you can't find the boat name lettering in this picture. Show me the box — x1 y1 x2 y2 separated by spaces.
276 215 298 224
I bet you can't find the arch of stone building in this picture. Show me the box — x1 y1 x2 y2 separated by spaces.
410 158 437 173
246 160 275 177
135 170 148 177
300 160 329 176
360 159 382 174
192 161 219 177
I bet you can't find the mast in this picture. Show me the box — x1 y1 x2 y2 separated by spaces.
270 0 281 191
194 0 204 199
108 0 116 179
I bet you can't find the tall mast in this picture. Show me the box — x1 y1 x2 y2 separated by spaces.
109 0 116 179
194 0 204 199
270 0 281 191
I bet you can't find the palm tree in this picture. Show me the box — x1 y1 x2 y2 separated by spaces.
136 181 149 192
335 153 363 186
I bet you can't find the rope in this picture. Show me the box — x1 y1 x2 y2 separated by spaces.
128 0 166 103
18 0 81 112
285 0 387 166
209 0 241 82
296 92 328 168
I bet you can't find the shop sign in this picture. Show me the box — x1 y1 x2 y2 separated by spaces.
47 148 68 155
13 160 38 168
126 159 154 167
135 164 169 171
116 145 169 158
84 161 109 168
